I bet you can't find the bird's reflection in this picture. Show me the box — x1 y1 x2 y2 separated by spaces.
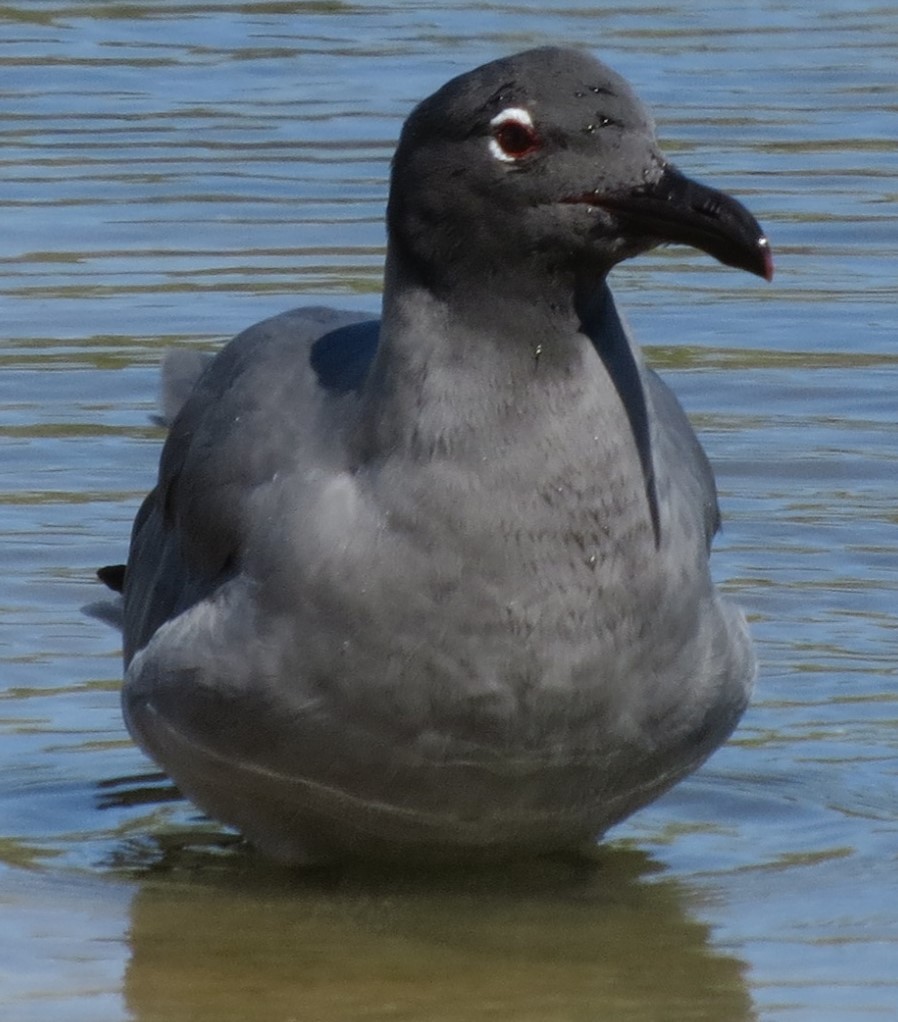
96 771 181 810
117 833 756 1022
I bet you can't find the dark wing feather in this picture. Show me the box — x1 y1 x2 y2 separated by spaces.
119 307 379 662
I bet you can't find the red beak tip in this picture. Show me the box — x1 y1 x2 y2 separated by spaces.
760 239 774 282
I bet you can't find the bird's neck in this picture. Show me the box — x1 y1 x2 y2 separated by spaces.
351 242 640 468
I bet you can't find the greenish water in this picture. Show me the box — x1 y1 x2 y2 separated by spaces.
2 2 897 1019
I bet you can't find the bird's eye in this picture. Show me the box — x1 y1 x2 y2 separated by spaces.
489 107 541 163
494 121 539 157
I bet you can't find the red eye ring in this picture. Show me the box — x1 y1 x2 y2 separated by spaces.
492 119 541 160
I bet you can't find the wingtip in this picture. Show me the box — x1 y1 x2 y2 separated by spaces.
98 563 126 593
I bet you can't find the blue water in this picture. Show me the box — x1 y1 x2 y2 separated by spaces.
2 2 897 1019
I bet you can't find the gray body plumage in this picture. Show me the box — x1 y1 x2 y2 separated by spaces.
112 47 768 863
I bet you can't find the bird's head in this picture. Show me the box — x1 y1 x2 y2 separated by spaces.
387 47 772 295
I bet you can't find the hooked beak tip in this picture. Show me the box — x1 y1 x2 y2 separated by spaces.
580 164 773 282
759 237 775 282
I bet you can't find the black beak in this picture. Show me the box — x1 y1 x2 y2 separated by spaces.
592 163 773 281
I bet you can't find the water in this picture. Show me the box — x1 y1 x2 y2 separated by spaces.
2 1 897 1018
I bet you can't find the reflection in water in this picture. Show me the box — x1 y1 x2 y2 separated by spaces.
122 845 754 1021
96 771 182 811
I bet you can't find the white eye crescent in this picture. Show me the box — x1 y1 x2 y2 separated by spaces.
489 107 541 162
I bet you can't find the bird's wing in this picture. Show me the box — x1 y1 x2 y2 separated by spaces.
119 306 380 661
644 367 721 551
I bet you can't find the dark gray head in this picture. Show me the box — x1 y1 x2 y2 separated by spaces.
388 47 772 296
